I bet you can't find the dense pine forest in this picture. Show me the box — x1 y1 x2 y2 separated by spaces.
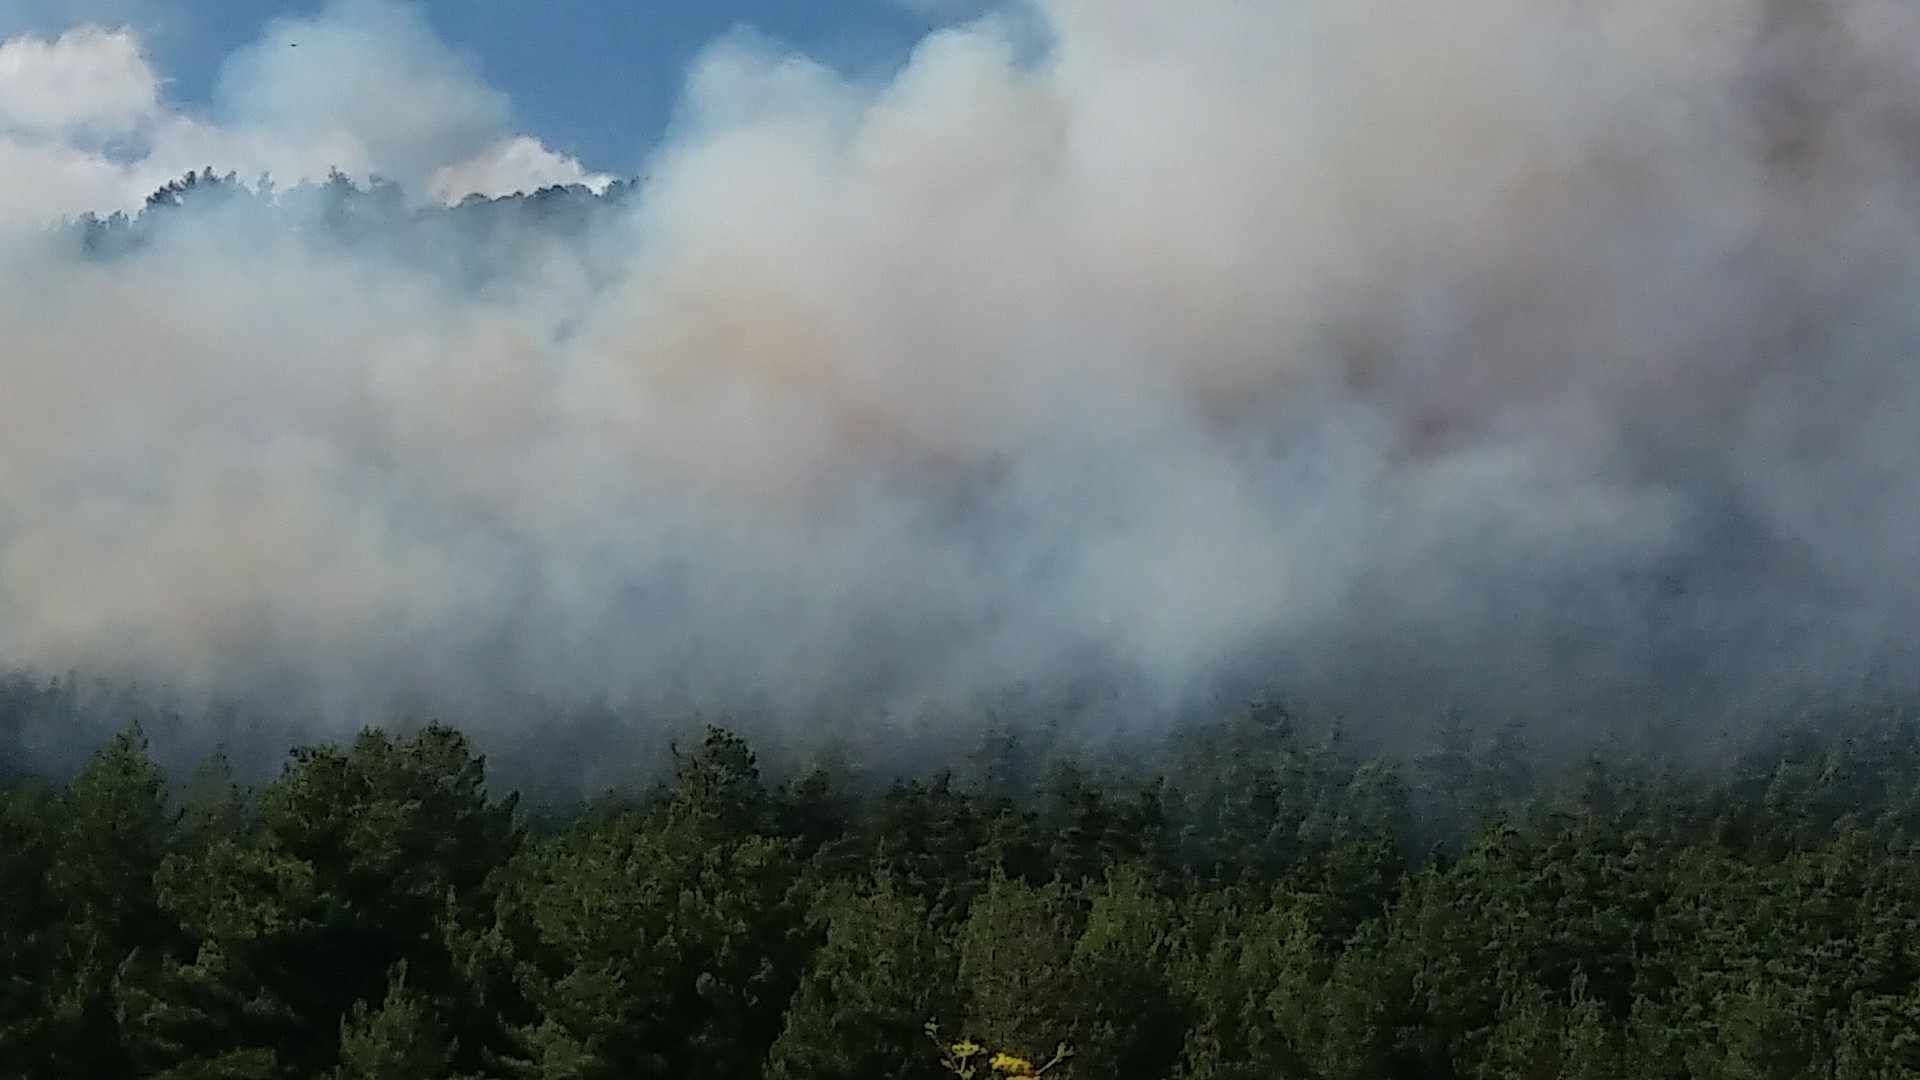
6 682 1920 1079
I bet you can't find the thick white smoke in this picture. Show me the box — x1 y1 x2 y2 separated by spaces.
4 0 1920 760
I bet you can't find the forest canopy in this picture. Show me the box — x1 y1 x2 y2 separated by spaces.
5 698 1920 1078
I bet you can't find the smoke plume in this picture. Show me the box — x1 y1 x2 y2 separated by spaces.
5 0 1920 771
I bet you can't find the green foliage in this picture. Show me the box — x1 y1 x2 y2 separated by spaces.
767 879 957 1080
1 725 178 1076
955 874 1082 1061
0 781 65 1073
1067 865 1183 1079
494 728 807 1079
332 962 452 1080
123 723 518 1077
7 709 1920 1077
1172 888 1328 1080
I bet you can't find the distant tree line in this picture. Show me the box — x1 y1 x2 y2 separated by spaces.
6 686 1920 1078
65 169 643 292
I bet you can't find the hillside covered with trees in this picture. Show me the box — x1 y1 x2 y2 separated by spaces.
6 694 1920 1079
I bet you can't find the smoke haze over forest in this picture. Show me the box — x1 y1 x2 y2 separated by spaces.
6 0 1920 774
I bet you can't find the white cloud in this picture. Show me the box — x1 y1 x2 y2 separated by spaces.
0 0 610 228
214 0 511 189
427 135 613 203
0 136 138 221
0 25 158 135
0 26 170 225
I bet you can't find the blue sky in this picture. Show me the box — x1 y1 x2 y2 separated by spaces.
23 1 984 176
